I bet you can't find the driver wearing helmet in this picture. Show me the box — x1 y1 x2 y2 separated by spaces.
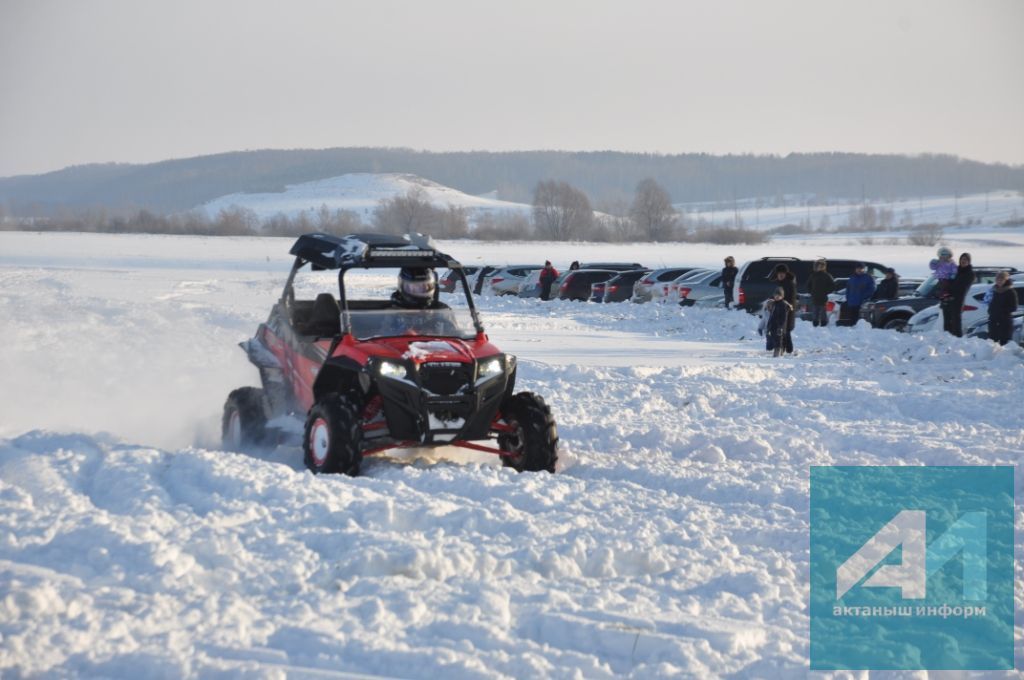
393 267 441 308
384 267 459 336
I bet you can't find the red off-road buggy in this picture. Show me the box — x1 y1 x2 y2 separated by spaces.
221 233 558 476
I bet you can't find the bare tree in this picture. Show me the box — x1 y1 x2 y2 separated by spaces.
315 204 365 235
907 223 944 246
373 188 470 238
629 178 678 241
532 180 594 240
373 187 436 235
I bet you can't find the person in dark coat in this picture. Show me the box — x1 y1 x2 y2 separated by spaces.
808 259 835 327
772 264 797 353
721 256 738 309
841 263 876 327
873 268 900 301
765 288 793 357
569 261 580 271
539 260 560 301
985 271 1018 345
943 252 974 337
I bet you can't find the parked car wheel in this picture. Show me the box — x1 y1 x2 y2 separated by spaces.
222 387 267 450
884 317 909 331
498 392 558 473
303 393 363 476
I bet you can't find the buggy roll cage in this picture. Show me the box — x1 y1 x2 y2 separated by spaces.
280 232 486 337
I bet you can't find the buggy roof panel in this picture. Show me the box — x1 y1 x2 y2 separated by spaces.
289 232 459 270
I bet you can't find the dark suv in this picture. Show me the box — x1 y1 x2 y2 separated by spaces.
556 269 620 301
736 257 889 312
865 266 1021 330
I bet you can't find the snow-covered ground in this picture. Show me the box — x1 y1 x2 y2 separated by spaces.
197 173 531 225
1 232 1023 677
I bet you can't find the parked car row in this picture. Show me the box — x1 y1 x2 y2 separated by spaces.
442 257 1022 344
906 275 1024 333
862 266 1020 330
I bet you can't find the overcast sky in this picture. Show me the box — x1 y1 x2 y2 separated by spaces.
1 0 1021 178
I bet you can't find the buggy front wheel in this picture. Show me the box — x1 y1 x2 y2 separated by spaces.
303 393 363 476
497 392 558 473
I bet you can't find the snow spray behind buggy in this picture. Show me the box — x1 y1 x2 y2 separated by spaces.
221 232 558 476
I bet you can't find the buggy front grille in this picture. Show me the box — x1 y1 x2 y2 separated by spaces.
419 363 471 396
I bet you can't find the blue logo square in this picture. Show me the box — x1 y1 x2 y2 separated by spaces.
810 466 1014 670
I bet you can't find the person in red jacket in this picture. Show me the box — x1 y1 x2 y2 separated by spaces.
539 261 560 301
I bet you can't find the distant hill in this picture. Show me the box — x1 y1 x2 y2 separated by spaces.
198 172 530 223
1 147 1022 217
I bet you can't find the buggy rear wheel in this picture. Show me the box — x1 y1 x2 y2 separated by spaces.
303 393 363 476
222 387 267 451
498 392 558 473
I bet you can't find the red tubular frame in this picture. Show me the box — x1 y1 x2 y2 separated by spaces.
361 438 513 457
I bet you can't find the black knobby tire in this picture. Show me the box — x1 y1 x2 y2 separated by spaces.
222 387 268 451
303 393 363 476
498 392 558 473
883 317 909 332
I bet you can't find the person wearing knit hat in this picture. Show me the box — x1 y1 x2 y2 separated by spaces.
772 264 797 353
808 259 836 327
841 263 876 327
721 256 738 309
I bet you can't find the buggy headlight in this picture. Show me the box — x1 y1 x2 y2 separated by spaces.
379 360 406 379
478 357 503 380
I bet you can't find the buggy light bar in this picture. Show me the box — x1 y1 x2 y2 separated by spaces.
368 248 436 258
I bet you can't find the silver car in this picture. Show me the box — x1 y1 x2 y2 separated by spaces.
631 267 702 303
483 265 544 296
674 269 726 307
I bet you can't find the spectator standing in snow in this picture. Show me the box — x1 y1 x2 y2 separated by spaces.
569 261 580 271
539 260 560 301
943 252 974 337
721 256 738 309
765 288 792 357
840 263 876 327
808 259 835 327
873 268 900 301
984 271 1018 345
930 246 957 333
772 264 797 353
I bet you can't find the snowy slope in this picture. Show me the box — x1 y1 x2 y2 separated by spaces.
197 173 532 225
1 232 1023 677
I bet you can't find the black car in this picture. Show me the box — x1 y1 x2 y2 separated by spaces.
864 266 1020 330
736 257 889 312
556 269 619 301
600 269 652 303
795 276 921 322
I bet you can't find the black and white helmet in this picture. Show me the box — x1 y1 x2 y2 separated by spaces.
396 267 436 307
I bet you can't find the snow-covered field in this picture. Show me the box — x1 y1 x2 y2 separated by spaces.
1 232 1023 678
681 190 1024 233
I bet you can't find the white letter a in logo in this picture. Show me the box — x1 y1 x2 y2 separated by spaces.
836 510 926 600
